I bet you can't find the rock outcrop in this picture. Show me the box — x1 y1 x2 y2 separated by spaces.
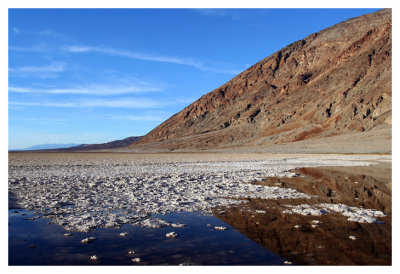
132 9 391 151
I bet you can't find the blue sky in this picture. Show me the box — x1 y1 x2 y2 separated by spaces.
8 8 380 149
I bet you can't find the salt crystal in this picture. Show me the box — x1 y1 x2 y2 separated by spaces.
132 257 141 263
81 236 96 244
166 232 178 238
90 255 98 260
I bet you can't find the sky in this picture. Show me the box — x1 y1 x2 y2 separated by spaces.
8 8 381 149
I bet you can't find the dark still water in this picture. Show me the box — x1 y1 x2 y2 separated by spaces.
9 209 285 265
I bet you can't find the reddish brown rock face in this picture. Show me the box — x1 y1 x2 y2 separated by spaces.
132 9 391 151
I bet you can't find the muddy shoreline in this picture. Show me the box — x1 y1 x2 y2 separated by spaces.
216 163 392 265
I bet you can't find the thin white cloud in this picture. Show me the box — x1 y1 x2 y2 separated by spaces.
9 62 65 79
82 98 166 109
10 117 69 123
9 43 48 52
9 82 161 96
64 45 197 65
9 97 176 109
63 45 241 75
9 101 76 108
9 62 66 73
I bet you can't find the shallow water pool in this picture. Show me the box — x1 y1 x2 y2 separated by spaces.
9 209 285 265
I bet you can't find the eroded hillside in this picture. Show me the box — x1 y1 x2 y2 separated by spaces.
132 9 391 151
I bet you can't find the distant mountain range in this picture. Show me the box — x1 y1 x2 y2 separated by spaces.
14 136 142 152
61 136 141 151
17 143 80 151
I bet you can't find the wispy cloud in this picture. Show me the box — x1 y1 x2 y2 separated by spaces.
9 80 161 96
10 117 69 123
63 45 241 75
82 98 167 109
9 101 76 108
9 62 65 79
9 97 185 109
9 43 48 52
9 62 66 73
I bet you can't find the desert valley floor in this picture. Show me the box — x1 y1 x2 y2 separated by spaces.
8 152 391 265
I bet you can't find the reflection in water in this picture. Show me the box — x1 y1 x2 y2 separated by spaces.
9 211 284 265
216 164 391 265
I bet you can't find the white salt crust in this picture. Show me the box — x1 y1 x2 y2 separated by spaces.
282 203 386 223
8 154 389 232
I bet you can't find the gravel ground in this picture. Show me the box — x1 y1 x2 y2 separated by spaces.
8 153 390 232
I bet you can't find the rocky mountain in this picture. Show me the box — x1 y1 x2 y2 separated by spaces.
131 9 391 152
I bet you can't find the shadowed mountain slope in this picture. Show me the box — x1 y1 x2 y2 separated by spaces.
62 136 141 151
16 136 142 152
131 9 391 152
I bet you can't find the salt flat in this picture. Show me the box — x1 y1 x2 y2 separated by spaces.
8 153 391 232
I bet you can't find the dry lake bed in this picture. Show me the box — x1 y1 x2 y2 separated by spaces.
8 152 391 265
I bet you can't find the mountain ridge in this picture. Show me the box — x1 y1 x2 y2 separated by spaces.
12 136 142 152
65 136 141 151
130 9 391 152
